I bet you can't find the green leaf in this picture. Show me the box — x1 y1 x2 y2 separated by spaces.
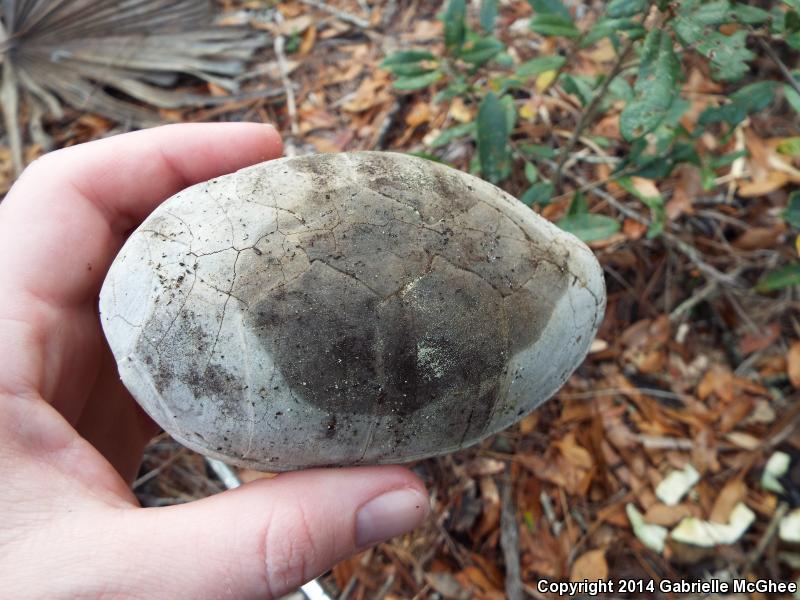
581 17 645 46
778 137 800 156
393 70 443 90
674 0 731 45
527 0 571 19
709 149 747 168
783 191 800 228
786 85 800 113
530 14 580 38
408 151 444 163
524 162 539 183
381 50 436 66
698 81 776 126
557 213 621 242
434 79 470 103
561 74 596 106
384 63 435 77
477 92 511 183
607 76 634 103
480 0 498 31
784 0 800 11
607 0 648 18
443 0 467 51
731 3 771 24
756 263 800 292
520 181 554 206
428 121 476 147
788 10 800 32
620 29 680 141
701 162 716 189
459 37 505 65
515 55 566 78
501 94 517 133
495 52 515 67
518 143 558 159
672 0 756 81
568 191 589 216
696 30 754 81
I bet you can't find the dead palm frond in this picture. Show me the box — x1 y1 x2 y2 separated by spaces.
1 0 269 175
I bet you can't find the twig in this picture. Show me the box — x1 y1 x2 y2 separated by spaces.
669 279 719 322
635 435 694 450
299 0 370 29
751 27 800 97
662 232 740 286
539 490 561 537
374 574 396 600
552 35 637 191
500 468 523 600
133 447 188 489
742 501 789 575
273 12 299 137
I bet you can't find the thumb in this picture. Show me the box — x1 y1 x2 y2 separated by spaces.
126 466 429 599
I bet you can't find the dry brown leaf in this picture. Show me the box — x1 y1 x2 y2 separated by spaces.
738 132 800 196
278 15 313 35
697 365 734 403
237 469 277 483
299 25 318 56
788 342 800 388
570 549 608 582
717 396 753 433
519 412 540 434
726 431 761 450
667 164 700 219
449 97 474 123
342 71 391 112
709 478 747 523
738 323 781 356
623 218 648 240
629 176 660 199
684 67 724 94
332 553 366 589
555 431 594 471
584 38 616 63
405 101 431 128
328 61 366 86
644 503 699 527
476 476 501 538
403 19 442 41
455 566 503 597
594 113 621 140
732 225 785 250
738 171 791 197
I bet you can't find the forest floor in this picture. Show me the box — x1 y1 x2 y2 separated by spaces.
5 0 800 598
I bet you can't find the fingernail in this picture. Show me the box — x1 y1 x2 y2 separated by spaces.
355 488 429 547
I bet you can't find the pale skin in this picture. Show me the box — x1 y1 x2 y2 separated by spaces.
0 123 429 599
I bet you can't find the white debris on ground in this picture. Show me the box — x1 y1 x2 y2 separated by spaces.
626 503 668 553
670 503 756 547
655 463 700 506
762 451 790 494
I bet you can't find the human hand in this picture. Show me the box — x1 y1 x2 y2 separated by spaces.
0 123 429 599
